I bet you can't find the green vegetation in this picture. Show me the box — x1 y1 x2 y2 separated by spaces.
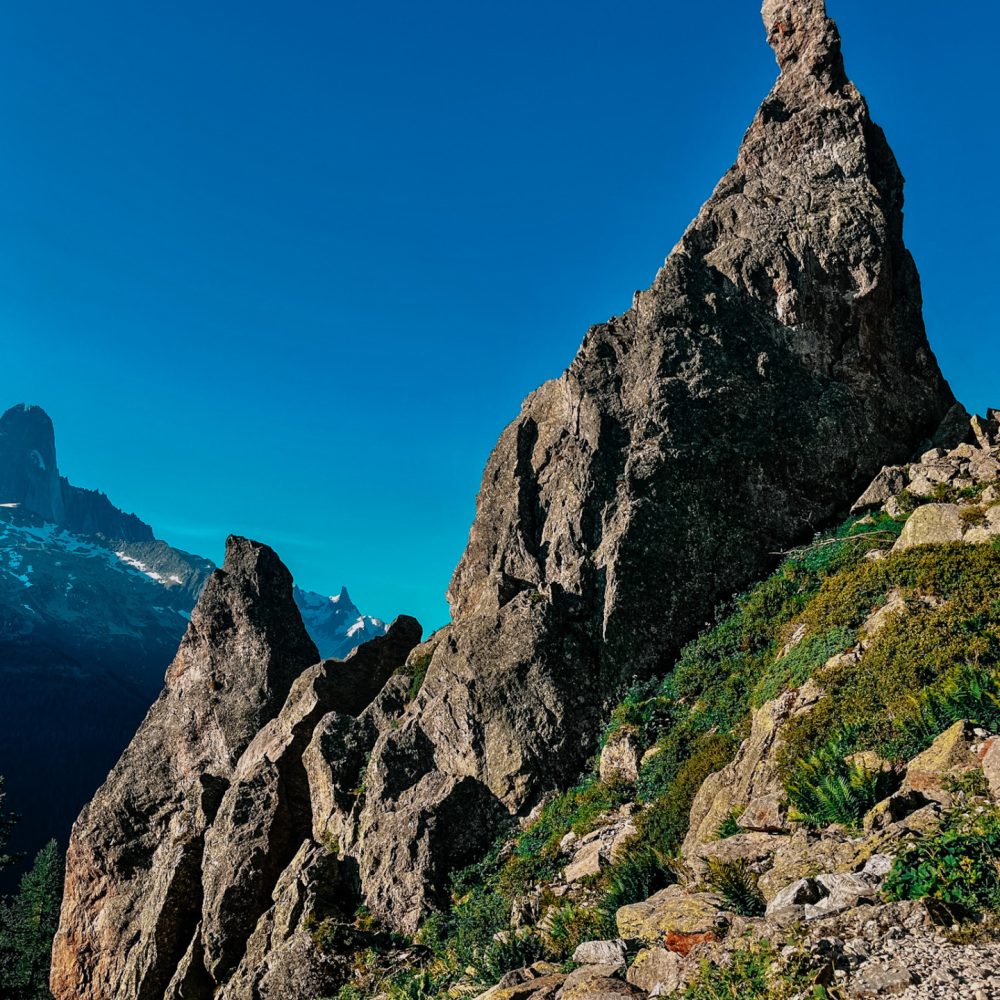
333 512 1000 997
884 806 1000 912
598 845 674 928
396 650 434 701
680 939 819 999
540 903 606 959
702 858 765 917
375 514 912 992
888 664 1000 760
779 541 1000 768
0 839 64 1000
785 731 895 830
0 778 17 872
713 810 742 841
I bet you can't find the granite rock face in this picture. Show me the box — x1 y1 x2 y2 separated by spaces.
352 0 953 931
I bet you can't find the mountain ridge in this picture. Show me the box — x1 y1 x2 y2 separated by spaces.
0 402 388 885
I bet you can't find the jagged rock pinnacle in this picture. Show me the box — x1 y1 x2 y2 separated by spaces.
762 0 845 87
51 536 321 1000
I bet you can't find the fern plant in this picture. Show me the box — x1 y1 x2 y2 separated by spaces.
891 665 1000 759
598 845 675 929
785 731 894 831
713 810 742 840
539 904 605 961
702 858 765 917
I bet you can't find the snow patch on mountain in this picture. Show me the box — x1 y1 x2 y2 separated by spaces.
293 585 388 660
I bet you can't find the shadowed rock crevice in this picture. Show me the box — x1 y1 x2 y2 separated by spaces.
200 615 421 982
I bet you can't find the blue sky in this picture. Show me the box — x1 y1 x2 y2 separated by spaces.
1 1 996 633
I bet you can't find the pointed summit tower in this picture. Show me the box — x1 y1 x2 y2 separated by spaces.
0 404 65 523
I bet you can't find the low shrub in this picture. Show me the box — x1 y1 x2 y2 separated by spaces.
635 732 739 850
598 845 675 928
883 806 1000 912
887 664 1000 760
681 939 815 999
602 679 675 749
752 625 854 706
540 904 606 960
482 931 546 982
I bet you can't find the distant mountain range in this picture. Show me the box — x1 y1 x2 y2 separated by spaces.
0 403 386 879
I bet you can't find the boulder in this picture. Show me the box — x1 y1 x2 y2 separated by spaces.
971 414 1000 450
560 977 644 1000
562 966 625 991
758 831 857 900
565 840 606 883
764 877 825 923
982 739 1000 801
892 504 964 551
599 730 641 785
900 719 979 804
615 886 726 945
684 683 820 853
572 940 627 968
803 873 879 920
964 504 1000 545
849 960 917 996
862 789 931 832
490 974 567 1000
738 793 788 833
625 947 688 993
690 832 785 877
609 822 638 863
851 466 908 513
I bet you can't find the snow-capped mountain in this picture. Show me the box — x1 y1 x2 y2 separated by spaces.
293 585 387 660
0 403 387 880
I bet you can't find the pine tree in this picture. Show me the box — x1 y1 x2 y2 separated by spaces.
0 839 64 1000
0 777 18 872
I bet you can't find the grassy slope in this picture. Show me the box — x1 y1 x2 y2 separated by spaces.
325 502 1000 1000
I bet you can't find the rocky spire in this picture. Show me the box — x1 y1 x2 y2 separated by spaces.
762 0 845 87
50 537 320 1000
0 402 155 541
356 0 954 932
0 404 64 524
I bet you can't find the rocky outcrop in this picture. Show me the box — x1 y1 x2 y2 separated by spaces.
0 403 392 884
51 531 422 999
348 0 953 931
0 403 155 542
684 682 822 853
845 414 1000 548
51 538 319 1000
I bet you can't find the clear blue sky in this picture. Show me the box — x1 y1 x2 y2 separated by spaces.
0 1 996 633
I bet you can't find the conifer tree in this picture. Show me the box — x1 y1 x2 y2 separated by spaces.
0 777 17 872
0 839 64 1000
